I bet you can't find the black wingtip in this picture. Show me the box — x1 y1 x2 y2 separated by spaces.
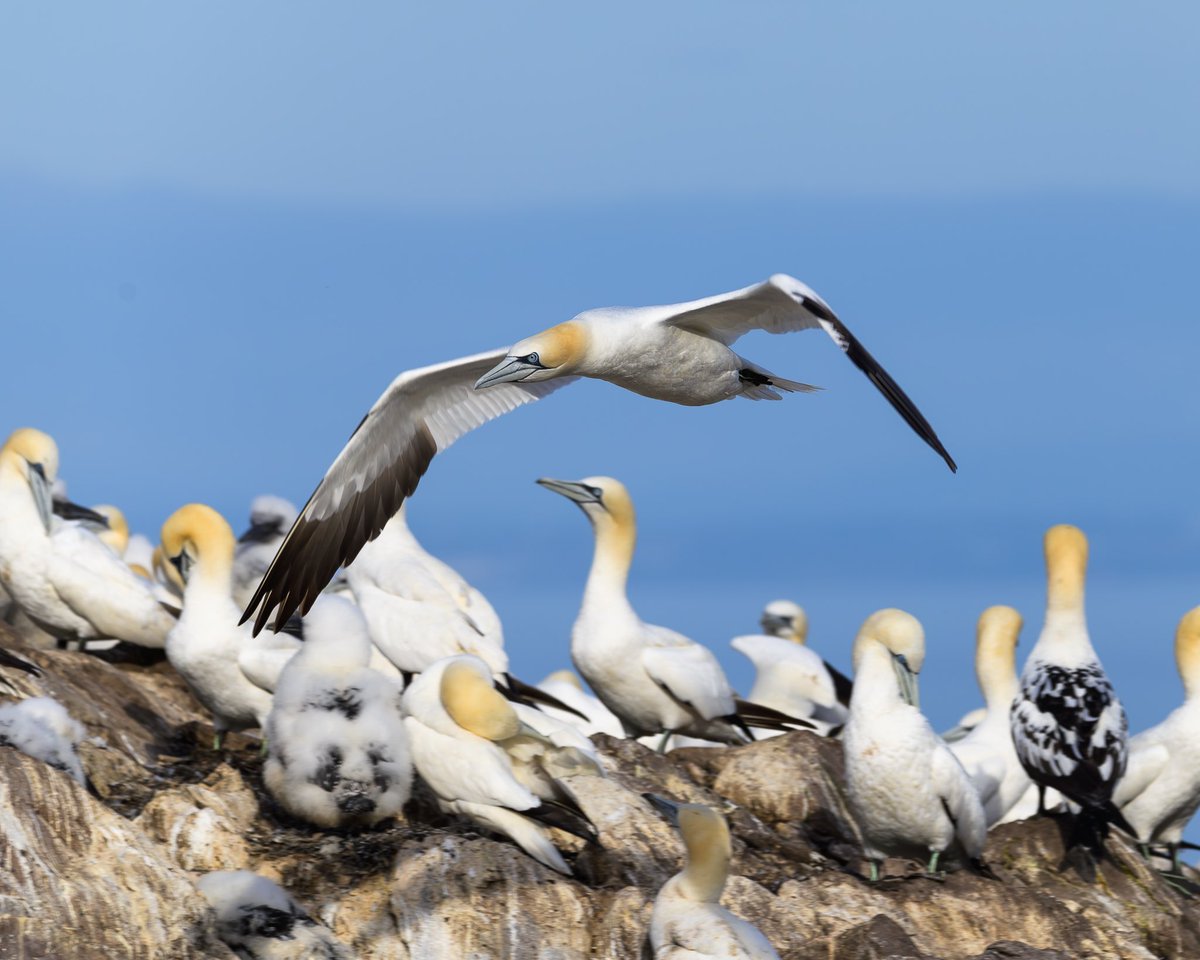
502 673 590 723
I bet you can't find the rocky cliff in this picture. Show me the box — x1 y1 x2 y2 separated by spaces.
0 626 1195 960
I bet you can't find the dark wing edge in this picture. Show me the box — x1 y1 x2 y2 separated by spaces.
804 297 957 473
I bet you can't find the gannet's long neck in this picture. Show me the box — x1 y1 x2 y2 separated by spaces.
977 634 1019 711
1176 612 1200 701
675 820 730 903
1037 546 1093 660
850 642 906 715
581 512 636 609
188 541 236 605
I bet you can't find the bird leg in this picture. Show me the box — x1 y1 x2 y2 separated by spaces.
1036 784 1046 817
655 731 672 754
212 730 224 751
868 860 880 883
927 850 941 876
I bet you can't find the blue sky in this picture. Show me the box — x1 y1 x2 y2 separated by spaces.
2 4 1199 759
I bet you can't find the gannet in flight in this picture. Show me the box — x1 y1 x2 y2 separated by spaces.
0 428 175 648
243 275 955 632
264 596 412 828
1010 525 1131 859
401 655 598 875
842 609 988 880
1112 607 1200 873
539 475 812 747
161 503 296 748
945 606 1033 826
644 795 781 960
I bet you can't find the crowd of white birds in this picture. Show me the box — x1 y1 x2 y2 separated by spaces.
1 276 1198 955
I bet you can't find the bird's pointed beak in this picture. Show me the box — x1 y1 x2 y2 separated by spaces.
237 520 279 545
643 793 682 825
760 614 793 635
28 463 54 534
536 478 603 506
52 499 110 527
892 653 920 708
475 356 540 390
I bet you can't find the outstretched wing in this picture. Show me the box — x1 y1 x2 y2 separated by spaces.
663 274 956 472
242 349 578 632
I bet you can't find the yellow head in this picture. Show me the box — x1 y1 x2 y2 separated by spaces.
0 428 60 481
160 503 236 584
92 505 130 556
1175 607 1200 699
760 599 808 644
852 608 925 707
975 605 1022 704
544 669 583 690
440 659 520 741
676 803 732 902
474 322 590 388
1044 524 1088 612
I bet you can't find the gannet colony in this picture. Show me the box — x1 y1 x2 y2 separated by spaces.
0 275 1196 959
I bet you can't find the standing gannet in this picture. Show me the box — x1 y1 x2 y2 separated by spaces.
232 495 298 611
264 596 412 828
346 504 506 675
0 428 175 648
843 609 988 879
161 504 291 748
946 606 1033 826
540 476 810 747
243 275 954 632
1011 524 1131 860
402 655 597 875
645 795 780 960
535 669 626 738
1112 607 1200 872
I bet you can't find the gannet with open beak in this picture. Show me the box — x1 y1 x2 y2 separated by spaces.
264 595 412 828
1010 525 1131 855
243 275 954 632
0 428 175 648
843 609 988 879
946 606 1033 826
161 503 297 748
540 476 811 747
401 655 598 875
1112 607 1200 873
645 795 780 960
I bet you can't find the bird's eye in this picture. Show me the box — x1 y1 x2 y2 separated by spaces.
587 485 603 501
525 352 541 366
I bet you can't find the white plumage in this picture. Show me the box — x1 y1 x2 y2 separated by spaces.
647 797 780 960
233 495 299 612
843 609 987 877
401 655 597 875
535 670 625 739
0 696 87 786
264 595 412 828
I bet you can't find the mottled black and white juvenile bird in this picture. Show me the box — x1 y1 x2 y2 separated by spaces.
1010 525 1131 860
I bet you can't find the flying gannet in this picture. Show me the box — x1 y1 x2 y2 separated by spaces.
161 503 297 748
242 275 954 632
264 595 412 828
539 475 811 748
1010 525 1131 859
0 428 176 648
946 606 1033 826
644 795 781 960
401 655 598 875
1112 607 1200 873
842 609 988 880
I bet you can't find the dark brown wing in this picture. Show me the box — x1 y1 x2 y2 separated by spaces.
241 349 578 633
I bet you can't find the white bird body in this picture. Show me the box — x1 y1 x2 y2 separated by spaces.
843 610 986 871
245 275 954 633
347 507 507 675
731 634 838 727
1113 608 1200 850
401 655 595 875
265 596 412 828
648 800 780 960
535 670 625 739
0 430 173 648
947 607 1033 826
1010 527 1127 825
162 505 283 739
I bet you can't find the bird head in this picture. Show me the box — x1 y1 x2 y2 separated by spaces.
1 428 61 533
474 322 588 388
1044 524 1088 612
1176 607 1200 700
160 503 236 585
760 599 808 644
440 657 521 741
853 608 926 708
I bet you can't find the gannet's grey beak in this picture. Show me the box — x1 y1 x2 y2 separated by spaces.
169 551 194 586
536 478 604 507
28 463 54 534
892 653 920 709
475 357 541 390
642 793 682 825
760 613 793 635
52 499 110 527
